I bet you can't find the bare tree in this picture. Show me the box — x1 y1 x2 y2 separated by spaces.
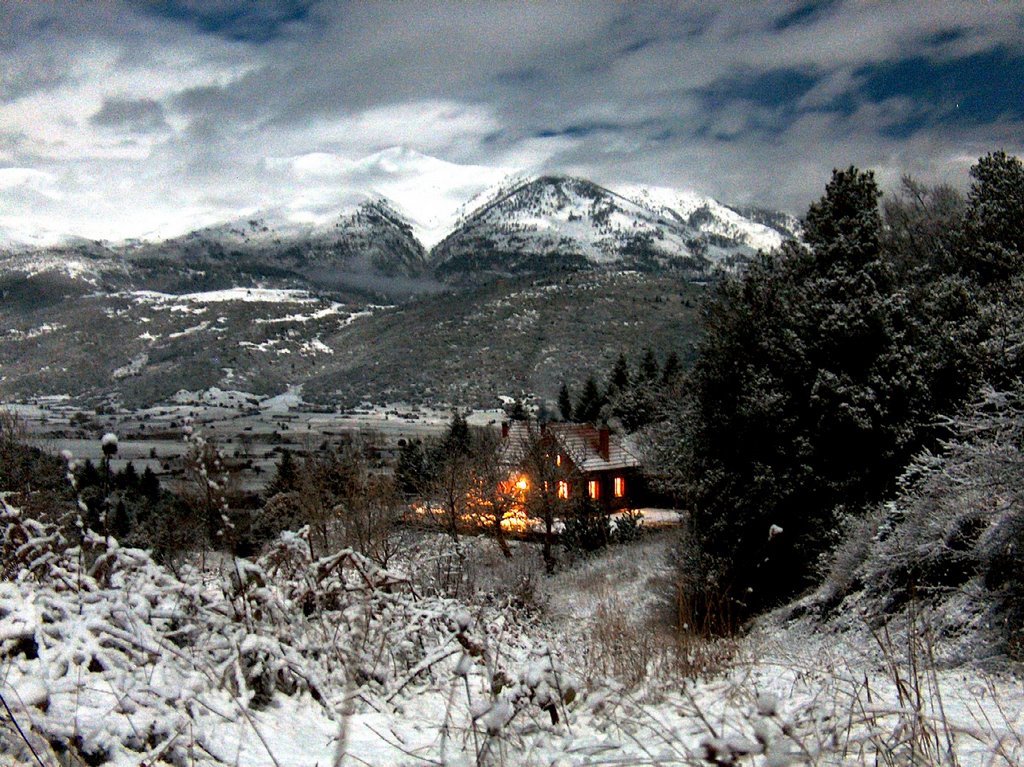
467 430 517 559
514 422 570 573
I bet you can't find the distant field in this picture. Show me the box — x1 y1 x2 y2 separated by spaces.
9 398 508 492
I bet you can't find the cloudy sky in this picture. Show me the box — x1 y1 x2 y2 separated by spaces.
1 0 1022 245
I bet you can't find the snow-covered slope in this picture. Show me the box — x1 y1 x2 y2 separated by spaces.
139 198 428 278
313 199 429 277
344 147 513 248
430 175 788 280
615 184 791 253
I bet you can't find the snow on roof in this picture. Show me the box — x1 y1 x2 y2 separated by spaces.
501 421 642 473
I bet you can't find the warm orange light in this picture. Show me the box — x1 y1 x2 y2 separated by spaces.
556 454 562 467
557 480 569 499
515 475 529 491
614 476 625 498
501 506 531 532
588 480 599 499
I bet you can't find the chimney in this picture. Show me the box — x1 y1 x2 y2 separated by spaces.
598 426 610 460
501 421 510 438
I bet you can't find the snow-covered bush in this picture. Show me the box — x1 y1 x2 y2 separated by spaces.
819 387 1024 659
0 496 579 765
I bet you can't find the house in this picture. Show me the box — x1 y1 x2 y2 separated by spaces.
500 420 645 512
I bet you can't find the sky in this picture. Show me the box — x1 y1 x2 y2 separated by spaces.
1 0 1022 245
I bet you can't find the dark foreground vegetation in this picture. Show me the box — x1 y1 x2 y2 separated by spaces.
644 151 1024 649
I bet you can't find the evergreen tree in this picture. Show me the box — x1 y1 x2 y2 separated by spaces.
638 347 660 383
395 439 427 497
557 383 573 421
561 494 611 554
667 166 935 619
963 150 1024 283
438 411 472 457
961 151 1024 384
661 351 682 388
140 466 161 503
574 376 605 424
117 461 139 491
607 353 631 396
78 459 101 490
266 450 298 496
508 398 528 421
111 498 131 539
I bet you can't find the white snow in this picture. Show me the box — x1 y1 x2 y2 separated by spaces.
300 339 334 355
168 320 210 338
130 288 316 305
112 351 148 379
0 493 1021 767
253 303 345 324
260 386 304 412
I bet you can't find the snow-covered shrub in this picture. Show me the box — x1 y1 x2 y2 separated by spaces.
613 508 644 544
0 493 584 765
819 387 1024 658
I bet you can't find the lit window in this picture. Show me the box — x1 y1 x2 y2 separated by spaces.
588 480 599 499
557 480 569 499
614 476 625 498
556 454 562 467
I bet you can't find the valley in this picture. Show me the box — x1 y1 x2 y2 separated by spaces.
0 172 745 411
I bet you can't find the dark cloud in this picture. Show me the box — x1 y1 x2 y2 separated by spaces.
1 0 1023 242
90 97 168 132
128 0 316 43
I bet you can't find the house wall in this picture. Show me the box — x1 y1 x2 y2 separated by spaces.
573 468 643 512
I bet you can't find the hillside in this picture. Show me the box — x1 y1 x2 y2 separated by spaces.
430 175 784 280
0 272 703 408
1 171 768 409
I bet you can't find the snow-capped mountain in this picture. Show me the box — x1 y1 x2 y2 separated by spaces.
315 199 429 278
614 184 794 253
3 162 798 299
142 198 429 279
430 175 791 280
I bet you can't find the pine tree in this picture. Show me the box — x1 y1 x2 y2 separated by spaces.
140 466 161 503
574 376 605 424
557 383 573 421
508 398 528 421
78 459 101 490
438 411 472 457
669 167 923 618
561 494 610 554
607 353 630 396
266 450 298 496
963 150 1024 283
661 350 682 388
117 461 139 491
638 347 660 383
395 439 427 497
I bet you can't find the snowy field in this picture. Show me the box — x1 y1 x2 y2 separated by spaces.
2 503 1020 767
6 394 509 490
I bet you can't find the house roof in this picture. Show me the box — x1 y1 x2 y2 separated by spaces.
501 421 642 473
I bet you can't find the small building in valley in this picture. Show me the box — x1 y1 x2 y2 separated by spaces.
501 420 645 512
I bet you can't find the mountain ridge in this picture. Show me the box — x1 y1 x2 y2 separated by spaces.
1 171 796 279
0 171 796 407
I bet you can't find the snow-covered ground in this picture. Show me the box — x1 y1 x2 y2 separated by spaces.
2 502 1020 766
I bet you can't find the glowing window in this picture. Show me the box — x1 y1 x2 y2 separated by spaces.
557 480 569 499
556 454 562 467
614 476 625 498
588 480 599 499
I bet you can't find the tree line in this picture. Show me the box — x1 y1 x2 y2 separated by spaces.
649 150 1024 628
